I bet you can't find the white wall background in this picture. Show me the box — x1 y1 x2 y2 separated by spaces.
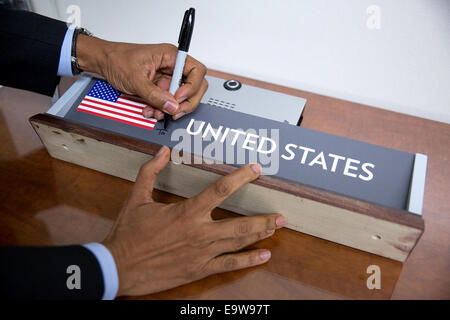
31 0 450 123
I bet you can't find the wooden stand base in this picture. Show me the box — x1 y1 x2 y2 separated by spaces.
30 113 424 262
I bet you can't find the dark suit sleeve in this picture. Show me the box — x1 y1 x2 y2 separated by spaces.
0 8 68 96
0 245 105 300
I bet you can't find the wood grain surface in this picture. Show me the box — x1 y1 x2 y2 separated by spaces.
0 71 448 299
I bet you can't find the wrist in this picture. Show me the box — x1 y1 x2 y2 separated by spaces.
76 34 112 75
102 240 126 296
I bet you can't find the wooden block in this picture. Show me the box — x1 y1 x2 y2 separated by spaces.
30 113 424 262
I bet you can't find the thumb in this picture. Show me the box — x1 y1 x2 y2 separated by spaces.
130 146 170 204
137 81 180 115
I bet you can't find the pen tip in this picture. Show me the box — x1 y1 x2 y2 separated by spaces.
163 113 170 130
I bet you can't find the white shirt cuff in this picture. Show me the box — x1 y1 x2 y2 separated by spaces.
82 243 119 300
57 24 76 77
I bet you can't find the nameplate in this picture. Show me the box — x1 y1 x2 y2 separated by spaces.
64 79 414 210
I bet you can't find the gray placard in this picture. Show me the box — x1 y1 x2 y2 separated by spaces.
64 79 414 210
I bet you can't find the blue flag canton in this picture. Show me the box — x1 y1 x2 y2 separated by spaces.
87 80 121 102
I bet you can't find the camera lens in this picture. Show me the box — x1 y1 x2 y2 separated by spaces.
224 79 242 91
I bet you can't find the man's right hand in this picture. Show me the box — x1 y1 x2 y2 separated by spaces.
102 146 286 297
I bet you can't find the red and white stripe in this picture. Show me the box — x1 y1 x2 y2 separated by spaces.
77 95 156 130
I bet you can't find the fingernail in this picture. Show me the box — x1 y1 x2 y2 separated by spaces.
177 96 187 104
156 146 166 157
143 109 154 118
266 229 275 235
276 216 286 227
250 163 261 174
259 250 271 261
173 112 186 120
163 100 178 114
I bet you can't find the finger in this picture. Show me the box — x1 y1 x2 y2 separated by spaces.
174 55 207 103
142 76 170 118
143 107 164 120
154 109 164 120
211 214 284 241
129 146 170 204
142 106 155 118
173 78 208 120
204 249 271 276
186 163 261 213
191 214 281 245
211 230 274 256
155 75 172 91
136 79 180 115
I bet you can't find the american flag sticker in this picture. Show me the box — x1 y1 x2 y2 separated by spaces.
77 80 156 130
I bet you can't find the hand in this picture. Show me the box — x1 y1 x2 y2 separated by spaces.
76 35 208 120
102 146 286 297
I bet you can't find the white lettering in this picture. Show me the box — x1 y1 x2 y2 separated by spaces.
328 153 346 172
242 133 259 151
282 143 297 160
186 119 204 135
257 137 277 154
298 146 316 164
202 123 223 140
309 151 328 170
359 163 375 181
344 158 360 178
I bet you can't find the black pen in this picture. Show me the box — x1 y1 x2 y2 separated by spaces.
164 7 195 130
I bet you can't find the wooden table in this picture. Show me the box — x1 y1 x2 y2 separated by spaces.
0 70 448 299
